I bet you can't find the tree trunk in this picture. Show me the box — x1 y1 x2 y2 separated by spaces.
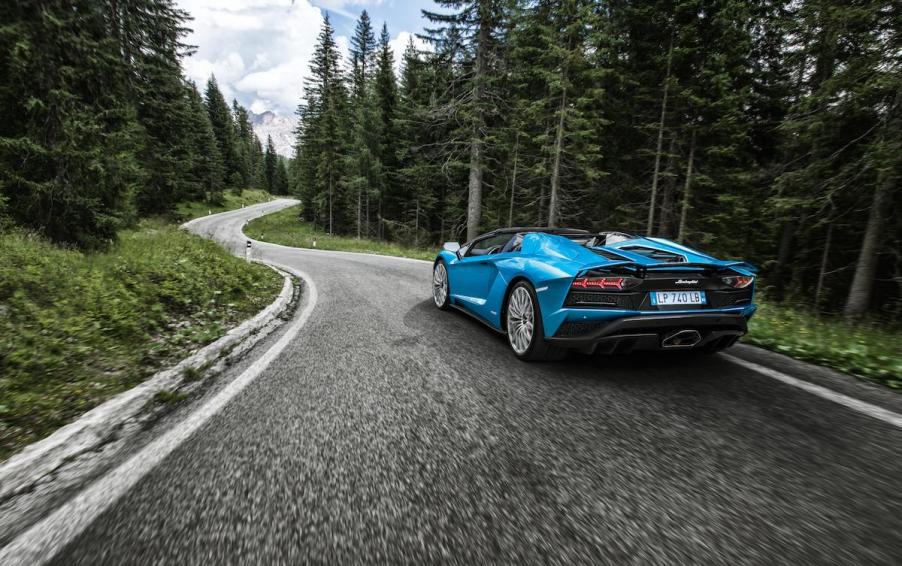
676 128 696 243
356 188 361 239
657 135 678 238
647 37 673 236
814 211 834 309
843 83 901 319
414 197 420 248
466 135 483 241
508 134 519 227
771 222 796 302
548 87 568 228
328 171 334 235
537 184 546 226
843 171 893 319
465 17 489 242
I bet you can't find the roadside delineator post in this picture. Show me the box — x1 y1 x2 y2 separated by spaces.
245 240 252 262
313 238 317 248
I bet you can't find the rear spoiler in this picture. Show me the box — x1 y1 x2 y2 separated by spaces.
578 260 757 278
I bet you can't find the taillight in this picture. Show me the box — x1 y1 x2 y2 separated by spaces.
722 275 754 289
571 276 640 291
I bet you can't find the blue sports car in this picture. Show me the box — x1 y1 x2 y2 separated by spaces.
432 227 757 361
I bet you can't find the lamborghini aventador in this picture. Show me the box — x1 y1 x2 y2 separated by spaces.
432 227 757 360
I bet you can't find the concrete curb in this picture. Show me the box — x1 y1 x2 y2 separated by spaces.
0 265 296 507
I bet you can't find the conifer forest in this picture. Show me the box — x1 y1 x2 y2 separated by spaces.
1 0 900 320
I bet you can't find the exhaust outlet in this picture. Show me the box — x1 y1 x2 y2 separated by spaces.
661 329 702 349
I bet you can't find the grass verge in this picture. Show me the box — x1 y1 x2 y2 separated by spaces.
744 303 901 389
245 205 436 261
176 189 275 222
0 220 283 460
247 205 901 388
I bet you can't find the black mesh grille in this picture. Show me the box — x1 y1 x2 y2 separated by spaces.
555 321 606 337
707 289 754 308
565 292 640 309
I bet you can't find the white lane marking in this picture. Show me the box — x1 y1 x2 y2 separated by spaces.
0 265 318 566
723 354 902 429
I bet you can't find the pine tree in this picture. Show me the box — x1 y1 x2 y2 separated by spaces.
0 0 139 248
251 136 266 190
264 135 278 193
395 38 440 243
204 76 242 189
109 0 196 216
348 11 379 238
186 83 224 203
682 1 755 246
3 0 898 317
770 0 900 314
509 0 608 227
273 159 290 195
232 100 256 189
423 0 507 241
293 15 350 234
350 11 377 101
373 23 400 240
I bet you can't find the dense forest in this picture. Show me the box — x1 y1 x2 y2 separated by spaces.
0 0 289 248
0 1 899 321
293 0 900 320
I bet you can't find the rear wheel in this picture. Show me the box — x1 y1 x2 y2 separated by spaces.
432 261 451 310
506 281 565 361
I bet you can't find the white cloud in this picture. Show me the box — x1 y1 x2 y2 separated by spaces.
311 0 385 20
249 100 269 114
178 0 426 117
179 0 324 115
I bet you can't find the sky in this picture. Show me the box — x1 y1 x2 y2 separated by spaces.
177 0 433 117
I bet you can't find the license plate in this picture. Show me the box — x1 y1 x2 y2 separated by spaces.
652 290 706 306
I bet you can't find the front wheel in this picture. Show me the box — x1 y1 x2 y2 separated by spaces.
432 261 451 310
506 282 565 361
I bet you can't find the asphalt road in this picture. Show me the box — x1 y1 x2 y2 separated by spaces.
36 201 902 563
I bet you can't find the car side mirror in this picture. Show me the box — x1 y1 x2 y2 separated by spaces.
443 241 461 260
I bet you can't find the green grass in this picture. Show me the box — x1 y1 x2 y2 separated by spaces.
0 220 283 460
744 303 901 388
245 205 437 261
176 189 275 222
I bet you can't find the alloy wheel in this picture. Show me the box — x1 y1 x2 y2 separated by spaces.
433 263 448 307
507 286 535 355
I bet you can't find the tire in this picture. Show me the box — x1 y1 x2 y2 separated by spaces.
432 261 451 310
505 281 566 361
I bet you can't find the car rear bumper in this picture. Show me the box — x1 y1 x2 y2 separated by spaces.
547 312 748 353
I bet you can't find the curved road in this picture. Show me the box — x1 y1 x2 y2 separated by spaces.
24 201 902 563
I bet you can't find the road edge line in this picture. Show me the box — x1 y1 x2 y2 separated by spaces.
722 353 902 429
0 265 318 566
